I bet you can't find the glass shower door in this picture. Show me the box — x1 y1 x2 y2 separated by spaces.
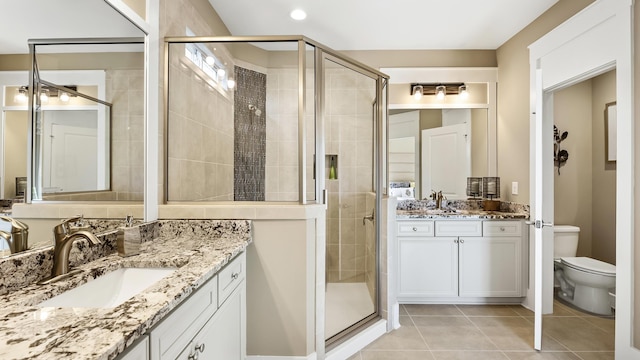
322 53 380 344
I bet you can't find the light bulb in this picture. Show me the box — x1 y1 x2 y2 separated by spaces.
227 78 236 89
205 56 215 66
217 68 226 78
413 85 423 100
459 85 469 100
40 90 49 102
59 92 70 102
15 89 27 103
436 86 445 100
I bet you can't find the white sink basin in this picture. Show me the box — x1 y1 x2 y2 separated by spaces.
39 267 177 308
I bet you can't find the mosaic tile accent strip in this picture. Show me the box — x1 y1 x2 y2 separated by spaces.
234 66 266 201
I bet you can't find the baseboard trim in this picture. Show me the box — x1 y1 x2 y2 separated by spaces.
246 354 317 360
325 319 387 360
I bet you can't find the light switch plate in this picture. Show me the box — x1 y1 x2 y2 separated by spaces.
511 181 519 195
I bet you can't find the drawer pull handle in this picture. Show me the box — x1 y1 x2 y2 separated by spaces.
188 352 198 360
231 272 239 280
459 239 465 243
412 227 418 231
454 239 458 244
500 227 506 231
195 343 205 353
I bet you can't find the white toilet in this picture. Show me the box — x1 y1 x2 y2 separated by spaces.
554 225 616 315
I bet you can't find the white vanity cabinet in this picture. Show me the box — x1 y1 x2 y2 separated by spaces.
397 220 526 302
147 252 246 360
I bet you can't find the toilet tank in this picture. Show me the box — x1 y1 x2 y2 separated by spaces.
554 225 580 258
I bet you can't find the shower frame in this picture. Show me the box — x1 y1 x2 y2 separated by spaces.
163 35 390 349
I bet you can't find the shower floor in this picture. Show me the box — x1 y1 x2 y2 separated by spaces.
325 282 375 339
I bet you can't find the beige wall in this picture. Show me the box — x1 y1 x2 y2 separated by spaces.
553 80 593 257
247 220 315 357
342 50 497 69
3 111 27 200
551 70 616 261
495 0 595 204
591 70 617 265
121 0 145 19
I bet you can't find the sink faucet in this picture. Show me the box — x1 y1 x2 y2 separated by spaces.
430 191 446 209
0 216 29 254
51 216 101 278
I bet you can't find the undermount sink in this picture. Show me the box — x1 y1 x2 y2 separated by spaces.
39 267 177 308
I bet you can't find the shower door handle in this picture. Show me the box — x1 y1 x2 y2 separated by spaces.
362 212 374 225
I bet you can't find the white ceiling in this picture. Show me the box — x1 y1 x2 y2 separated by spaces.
208 0 559 50
0 0 143 54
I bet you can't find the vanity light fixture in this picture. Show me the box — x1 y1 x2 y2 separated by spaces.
410 83 467 100
435 85 446 100
413 85 423 100
290 9 307 20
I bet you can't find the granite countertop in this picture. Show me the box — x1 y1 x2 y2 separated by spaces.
396 209 529 219
0 221 252 360
396 199 530 220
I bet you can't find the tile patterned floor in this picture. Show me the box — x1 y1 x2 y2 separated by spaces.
347 301 615 360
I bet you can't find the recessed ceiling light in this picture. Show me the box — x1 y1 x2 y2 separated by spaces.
290 9 307 20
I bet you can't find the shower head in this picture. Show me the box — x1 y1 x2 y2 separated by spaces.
248 104 262 117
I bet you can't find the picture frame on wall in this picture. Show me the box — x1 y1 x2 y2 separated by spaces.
605 102 617 162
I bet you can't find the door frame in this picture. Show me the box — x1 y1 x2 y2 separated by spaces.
528 0 635 355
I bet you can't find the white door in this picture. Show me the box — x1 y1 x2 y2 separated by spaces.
421 123 469 199
44 124 98 193
531 71 555 350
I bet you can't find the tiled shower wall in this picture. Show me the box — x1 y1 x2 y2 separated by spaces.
161 0 235 202
109 69 144 201
264 66 316 203
166 45 235 201
325 68 375 284
234 67 266 201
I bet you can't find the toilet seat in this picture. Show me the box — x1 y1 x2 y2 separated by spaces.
560 257 616 277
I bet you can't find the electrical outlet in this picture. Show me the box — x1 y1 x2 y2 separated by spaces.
511 182 519 195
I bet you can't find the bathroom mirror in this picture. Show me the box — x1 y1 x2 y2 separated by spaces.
0 0 146 258
30 41 145 201
389 108 489 199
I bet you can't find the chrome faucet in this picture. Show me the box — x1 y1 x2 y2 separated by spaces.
51 216 101 278
0 216 29 254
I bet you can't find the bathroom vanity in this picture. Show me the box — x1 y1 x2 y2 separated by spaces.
0 220 250 360
397 208 529 303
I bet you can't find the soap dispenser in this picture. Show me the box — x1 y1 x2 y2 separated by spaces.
117 215 140 257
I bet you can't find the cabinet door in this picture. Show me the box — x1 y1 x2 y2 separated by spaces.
398 237 458 298
459 236 521 297
178 283 245 360
118 335 149 360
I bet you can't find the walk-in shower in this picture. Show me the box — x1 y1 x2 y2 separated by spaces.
163 35 388 351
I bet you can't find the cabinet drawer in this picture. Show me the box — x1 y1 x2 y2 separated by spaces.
219 252 246 306
397 221 435 237
150 275 218 360
435 221 482 237
483 221 522 236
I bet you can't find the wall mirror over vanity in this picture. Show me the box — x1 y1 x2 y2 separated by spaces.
384 67 497 201
0 0 146 256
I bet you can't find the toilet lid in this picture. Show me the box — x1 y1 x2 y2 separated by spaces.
561 257 616 276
